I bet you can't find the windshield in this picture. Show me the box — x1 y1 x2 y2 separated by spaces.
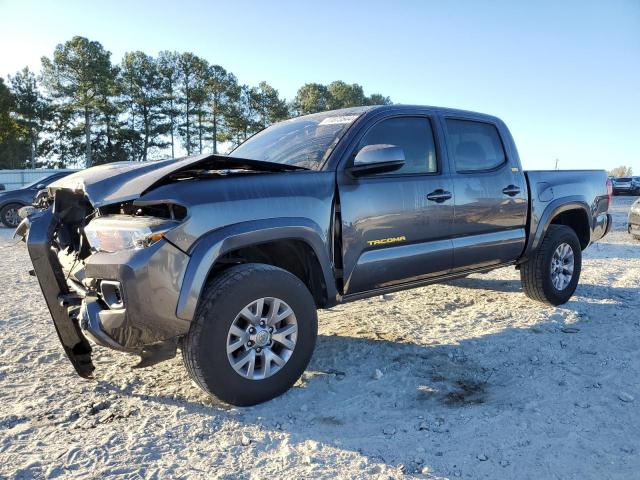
617 177 632 182
229 109 368 170
23 174 60 189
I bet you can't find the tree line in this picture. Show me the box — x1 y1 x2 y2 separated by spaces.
0 36 391 169
608 166 633 177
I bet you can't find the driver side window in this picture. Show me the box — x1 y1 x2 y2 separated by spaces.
356 117 438 175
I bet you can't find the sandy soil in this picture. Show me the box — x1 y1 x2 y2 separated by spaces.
1 196 639 479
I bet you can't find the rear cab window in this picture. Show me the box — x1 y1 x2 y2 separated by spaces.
445 119 506 172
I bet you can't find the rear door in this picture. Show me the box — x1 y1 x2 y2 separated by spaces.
337 113 455 295
442 116 528 271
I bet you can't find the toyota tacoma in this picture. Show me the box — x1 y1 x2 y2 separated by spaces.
17 105 613 405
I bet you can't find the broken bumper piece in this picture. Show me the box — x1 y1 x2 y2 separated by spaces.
25 209 95 378
24 205 192 377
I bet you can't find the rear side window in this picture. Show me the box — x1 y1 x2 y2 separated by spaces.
446 119 506 172
356 117 438 175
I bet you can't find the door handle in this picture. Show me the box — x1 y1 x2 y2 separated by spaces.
426 189 452 203
502 185 521 196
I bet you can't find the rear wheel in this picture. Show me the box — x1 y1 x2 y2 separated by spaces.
182 263 318 406
520 225 582 306
0 203 22 228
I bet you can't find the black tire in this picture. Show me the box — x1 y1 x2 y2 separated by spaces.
182 263 318 406
520 225 582 306
0 203 23 228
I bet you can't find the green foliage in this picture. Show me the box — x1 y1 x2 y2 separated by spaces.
0 78 29 168
206 65 238 153
326 81 366 110
41 36 117 166
120 51 169 161
174 53 210 155
8 67 49 168
293 81 392 115
0 36 393 168
367 93 392 106
157 51 181 158
608 165 633 177
251 81 289 129
0 78 19 144
292 83 330 115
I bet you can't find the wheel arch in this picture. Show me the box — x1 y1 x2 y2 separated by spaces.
549 207 591 249
176 218 338 321
525 198 592 261
0 200 28 210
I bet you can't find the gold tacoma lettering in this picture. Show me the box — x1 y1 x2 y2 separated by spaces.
367 235 407 246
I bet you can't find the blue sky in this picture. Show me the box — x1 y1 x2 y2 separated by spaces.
1 0 638 172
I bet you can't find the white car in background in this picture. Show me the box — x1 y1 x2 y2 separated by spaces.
629 197 640 240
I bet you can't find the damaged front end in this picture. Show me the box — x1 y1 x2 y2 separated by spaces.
18 153 300 378
21 188 192 378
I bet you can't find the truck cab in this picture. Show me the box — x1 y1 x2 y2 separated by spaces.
333 107 528 296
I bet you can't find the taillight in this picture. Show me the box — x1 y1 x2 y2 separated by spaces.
606 178 613 207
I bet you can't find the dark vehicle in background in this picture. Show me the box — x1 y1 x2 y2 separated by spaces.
0 172 74 227
612 176 640 195
629 198 640 240
18 105 612 406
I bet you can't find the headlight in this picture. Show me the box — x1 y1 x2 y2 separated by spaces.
83 215 179 253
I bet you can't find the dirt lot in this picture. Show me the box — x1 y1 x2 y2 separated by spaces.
1 196 638 479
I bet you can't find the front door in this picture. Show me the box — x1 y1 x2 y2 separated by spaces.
337 114 455 295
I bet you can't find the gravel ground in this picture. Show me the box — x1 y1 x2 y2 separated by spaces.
0 196 639 479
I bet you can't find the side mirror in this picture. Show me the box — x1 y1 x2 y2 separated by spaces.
346 144 406 177
35 184 46 189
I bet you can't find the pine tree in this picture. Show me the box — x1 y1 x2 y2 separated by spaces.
206 65 237 154
0 77 29 168
8 67 49 168
120 52 168 161
326 81 366 110
41 36 116 167
292 83 330 115
250 81 289 130
158 51 180 158
176 53 208 155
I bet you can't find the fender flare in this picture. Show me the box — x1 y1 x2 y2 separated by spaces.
523 196 592 261
175 217 338 321
0 200 28 210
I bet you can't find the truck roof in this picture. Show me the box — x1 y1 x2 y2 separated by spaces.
321 104 503 124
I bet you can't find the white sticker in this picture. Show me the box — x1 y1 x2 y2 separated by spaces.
319 115 359 126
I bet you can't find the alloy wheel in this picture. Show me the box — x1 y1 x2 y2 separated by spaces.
226 297 298 380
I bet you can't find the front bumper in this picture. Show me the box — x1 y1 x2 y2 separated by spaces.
25 209 192 376
25 210 94 378
80 239 191 350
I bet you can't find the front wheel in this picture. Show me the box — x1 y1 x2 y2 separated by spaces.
182 263 318 406
520 225 582 306
0 203 23 228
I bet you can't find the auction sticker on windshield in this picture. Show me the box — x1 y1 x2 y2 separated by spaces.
319 115 359 125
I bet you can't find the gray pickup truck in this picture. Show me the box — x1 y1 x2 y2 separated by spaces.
19 105 612 406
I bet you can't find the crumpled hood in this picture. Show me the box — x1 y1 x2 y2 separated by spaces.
48 154 302 207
